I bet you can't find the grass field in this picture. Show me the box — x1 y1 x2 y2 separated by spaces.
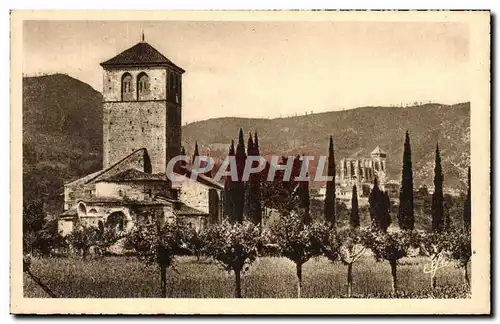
24 255 470 298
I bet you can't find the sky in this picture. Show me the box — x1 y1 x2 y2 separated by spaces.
23 20 470 123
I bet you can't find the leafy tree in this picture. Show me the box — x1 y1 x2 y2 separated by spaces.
23 200 46 233
126 220 185 298
260 155 300 218
350 185 360 228
202 221 261 298
322 190 366 298
324 136 336 225
419 231 449 289
365 229 420 294
66 224 101 259
447 228 471 287
321 227 368 297
398 130 415 230
184 226 204 261
270 214 327 298
432 144 444 232
24 218 69 256
446 167 472 287
23 200 47 253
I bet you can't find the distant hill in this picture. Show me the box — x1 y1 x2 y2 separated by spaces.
182 103 470 191
22 74 470 214
23 74 103 215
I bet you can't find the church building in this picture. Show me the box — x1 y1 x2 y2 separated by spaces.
58 39 223 236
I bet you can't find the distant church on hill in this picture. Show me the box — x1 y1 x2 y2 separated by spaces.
58 38 223 236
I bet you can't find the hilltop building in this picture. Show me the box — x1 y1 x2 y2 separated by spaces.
58 40 223 236
317 146 399 206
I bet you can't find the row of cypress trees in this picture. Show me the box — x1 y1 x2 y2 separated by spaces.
223 129 263 225
330 130 471 232
218 128 470 231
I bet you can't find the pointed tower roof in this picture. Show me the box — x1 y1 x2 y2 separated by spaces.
371 145 386 156
100 42 185 73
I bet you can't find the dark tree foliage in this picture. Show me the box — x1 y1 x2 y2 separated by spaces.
398 130 415 230
369 178 391 232
179 146 187 168
380 191 392 232
191 141 199 164
244 132 263 225
431 144 444 232
23 200 46 234
223 140 235 220
350 185 360 228
464 166 471 229
297 157 311 225
324 136 336 225
232 128 247 223
259 155 304 221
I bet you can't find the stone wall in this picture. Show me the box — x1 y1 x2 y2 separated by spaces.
103 100 168 173
95 181 169 201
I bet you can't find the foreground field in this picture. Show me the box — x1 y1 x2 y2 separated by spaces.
24 255 470 298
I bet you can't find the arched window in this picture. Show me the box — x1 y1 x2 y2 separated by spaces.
121 73 133 101
106 212 126 231
137 72 150 100
77 203 87 216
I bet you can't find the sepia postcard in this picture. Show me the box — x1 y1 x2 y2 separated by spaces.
10 10 490 315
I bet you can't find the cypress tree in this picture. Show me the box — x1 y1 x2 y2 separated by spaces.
369 177 382 230
244 132 263 225
179 146 187 168
192 141 199 165
233 129 247 222
380 191 392 232
369 178 391 232
324 136 336 225
253 131 262 226
298 155 311 225
464 166 471 229
247 132 254 154
223 140 235 221
350 184 360 228
398 130 415 230
431 144 444 232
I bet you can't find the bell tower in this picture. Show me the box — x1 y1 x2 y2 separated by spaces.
371 145 387 187
100 40 184 174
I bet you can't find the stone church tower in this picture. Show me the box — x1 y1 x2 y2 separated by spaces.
100 39 184 174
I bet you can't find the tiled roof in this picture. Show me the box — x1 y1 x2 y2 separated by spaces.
100 168 167 182
60 206 78 217
76 196 170 206
83 148 150 184
100 42 185 72
371 145 386 155
175 203 209 216
155 196 208 216
173 165 224 190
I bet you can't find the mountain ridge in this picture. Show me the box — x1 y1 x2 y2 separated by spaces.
22 74 470 214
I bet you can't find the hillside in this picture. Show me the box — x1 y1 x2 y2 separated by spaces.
22 74 470 215
23 74 103 215
182 103 470 190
